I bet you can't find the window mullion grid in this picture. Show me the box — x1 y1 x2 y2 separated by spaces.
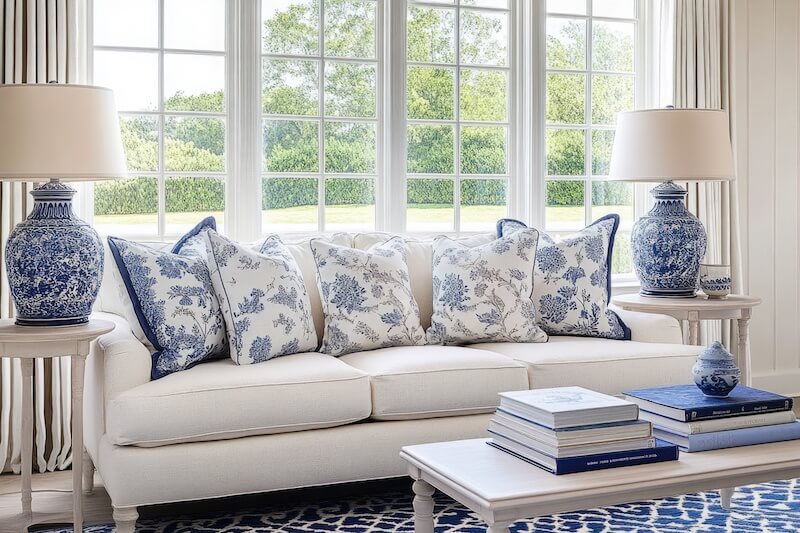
318 0 326 232
157 0 166 239
584 0 593 228
453 1 461 233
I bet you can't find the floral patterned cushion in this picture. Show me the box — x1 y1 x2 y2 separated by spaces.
427 229 549 345
311 237 426 356
107 218 227 380
205 230 317 365
497 214 631 340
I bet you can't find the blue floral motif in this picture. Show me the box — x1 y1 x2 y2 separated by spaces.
497 215 630 340
206 231 317 365
428 229 548 345
329 274 367 314
249 336 273 364
537 246 567 275
312 237 426 356
108 221 227 380
437 273 471 312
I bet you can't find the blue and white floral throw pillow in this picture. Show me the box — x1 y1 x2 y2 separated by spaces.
428 229 549 345
205 231 317 365
107 218 227 380
497 214 630 340
311 237 425 356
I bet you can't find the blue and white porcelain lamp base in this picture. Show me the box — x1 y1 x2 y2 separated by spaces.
5 179 104 326
631 181 707 298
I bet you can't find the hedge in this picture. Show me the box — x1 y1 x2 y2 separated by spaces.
546 180 632 207
94 176 633 215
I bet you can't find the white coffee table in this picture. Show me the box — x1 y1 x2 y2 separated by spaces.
401 438 800 533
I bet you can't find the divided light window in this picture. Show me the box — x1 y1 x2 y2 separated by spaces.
262 0 380 232
406 0 511 232
545 0 637 273
92 0 227 238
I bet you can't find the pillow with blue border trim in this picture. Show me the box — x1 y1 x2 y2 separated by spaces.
496 214 630 340
107 217 227 379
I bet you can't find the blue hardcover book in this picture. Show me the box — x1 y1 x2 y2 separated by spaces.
653 421 800 452
488 435 679 475
624 385 793 422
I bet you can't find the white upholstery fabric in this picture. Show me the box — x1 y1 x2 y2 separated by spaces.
609 306 684 344
469 337 701 395
352 232 495 329
106 353 371 447
96 414 492 508
339 346 528 420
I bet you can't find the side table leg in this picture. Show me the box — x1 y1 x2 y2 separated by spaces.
688 319 700 345
412 479 435 533
720 487 735 509
737 317 751 386
72 355 87 532
21 359 34 518
488 521 512 533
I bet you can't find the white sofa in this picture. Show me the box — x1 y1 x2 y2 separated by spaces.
85 232 701 532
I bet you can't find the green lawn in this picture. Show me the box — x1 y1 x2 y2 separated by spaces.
94 204 634 272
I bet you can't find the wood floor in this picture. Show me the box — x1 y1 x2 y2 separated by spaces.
2 399 799 531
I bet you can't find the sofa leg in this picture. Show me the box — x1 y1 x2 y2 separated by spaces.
82 448 95 495
113 505 139 533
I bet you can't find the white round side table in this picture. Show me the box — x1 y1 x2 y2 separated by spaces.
0 318 114 532
610 294 761 385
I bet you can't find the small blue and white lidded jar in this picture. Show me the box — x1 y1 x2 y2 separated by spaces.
692 341 741 398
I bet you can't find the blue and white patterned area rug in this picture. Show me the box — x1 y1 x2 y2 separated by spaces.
41 479 799 532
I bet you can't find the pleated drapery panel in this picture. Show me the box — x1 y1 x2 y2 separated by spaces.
0 0 87 474
672 0 743 352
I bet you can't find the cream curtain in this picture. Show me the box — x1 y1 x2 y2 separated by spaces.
0 0 88 474
672 0 742 351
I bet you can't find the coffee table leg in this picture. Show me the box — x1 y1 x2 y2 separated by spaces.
412 479 435 533
720 487 734 510
488 521 511 533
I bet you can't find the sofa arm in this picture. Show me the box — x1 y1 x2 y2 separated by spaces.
91 312 151 402
85 312 151 459
610 305 684 344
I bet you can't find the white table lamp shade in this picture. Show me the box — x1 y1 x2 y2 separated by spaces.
0 84 127 181
608 109 735 182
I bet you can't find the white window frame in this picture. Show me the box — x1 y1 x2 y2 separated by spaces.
88 0 229 240
88 0 651 256
261 0 384 234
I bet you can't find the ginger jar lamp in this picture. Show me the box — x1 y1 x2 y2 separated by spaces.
0 84 127 325
607 108 735 298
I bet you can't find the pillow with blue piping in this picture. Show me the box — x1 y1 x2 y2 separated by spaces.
107 217 227 379
497 214 630 340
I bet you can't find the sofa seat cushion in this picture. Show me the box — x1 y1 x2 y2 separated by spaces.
106 353 372 447
339 346 528 420
468 337 702 396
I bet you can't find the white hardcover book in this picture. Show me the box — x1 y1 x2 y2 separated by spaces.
492 409 652 447
488 421 656 458
640 409 797 435
499 387 639 429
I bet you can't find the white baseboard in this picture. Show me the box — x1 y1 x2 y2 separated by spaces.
750 370 800 397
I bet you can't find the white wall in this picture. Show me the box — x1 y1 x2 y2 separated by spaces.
732 0 800 396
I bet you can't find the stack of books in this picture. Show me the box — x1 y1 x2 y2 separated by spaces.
624 385 799 452
487 386 679 475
